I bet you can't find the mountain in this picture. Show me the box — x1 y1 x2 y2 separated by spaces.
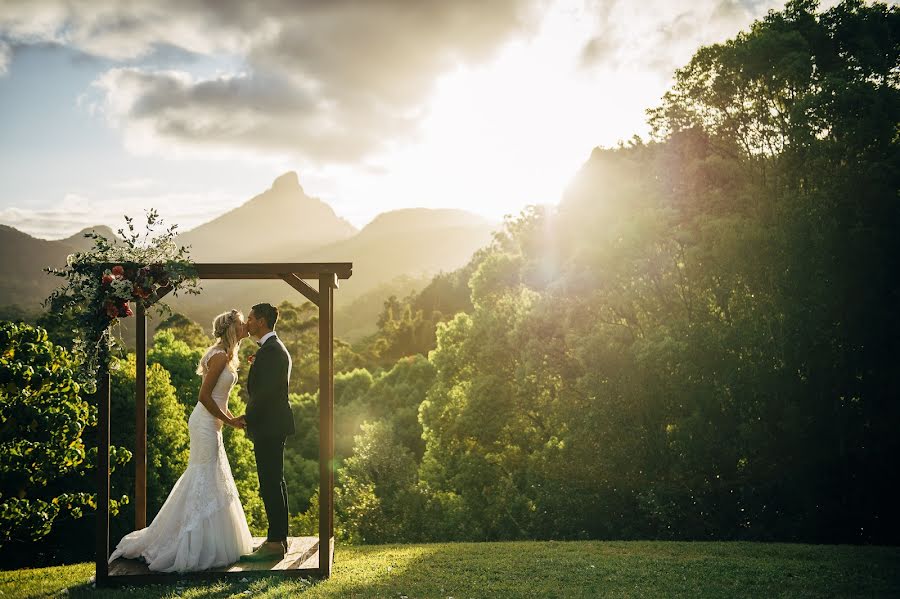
177 171 356 261
351 208 488 239
60 225 119 251
299 208 494 301
0 174 497 342
0 225 78 313
169 207 496 339
0 224 123 315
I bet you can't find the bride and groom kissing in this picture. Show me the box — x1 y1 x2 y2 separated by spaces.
109 303 296 572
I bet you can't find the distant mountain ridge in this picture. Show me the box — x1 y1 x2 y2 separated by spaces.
356 208 490 239
61 225 118 250
178 171 357 262
0 224 118 314
0 173 497 339
169 204 495 339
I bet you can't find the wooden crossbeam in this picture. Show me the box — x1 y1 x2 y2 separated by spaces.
146 284 173 307
195 263 352 280
280 274 320 306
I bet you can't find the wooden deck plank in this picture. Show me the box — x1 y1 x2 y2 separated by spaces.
107 536 320 579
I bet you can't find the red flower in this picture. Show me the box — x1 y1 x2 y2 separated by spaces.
247 354 256 365
104 301 118 319
102 273 114 285
111 265 125 277
132 284 151 299
120 303 133 317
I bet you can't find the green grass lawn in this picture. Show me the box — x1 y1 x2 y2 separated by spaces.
2 541 898 599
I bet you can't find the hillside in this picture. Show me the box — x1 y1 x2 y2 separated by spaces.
0 224 115 311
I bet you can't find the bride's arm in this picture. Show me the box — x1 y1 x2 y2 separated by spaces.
198 353 242 428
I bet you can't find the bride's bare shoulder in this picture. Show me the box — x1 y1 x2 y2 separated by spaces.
204 350 228 370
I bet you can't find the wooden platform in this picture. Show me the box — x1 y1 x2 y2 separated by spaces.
103 536 330 585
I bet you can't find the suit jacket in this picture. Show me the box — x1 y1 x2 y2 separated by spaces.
245 334 295 439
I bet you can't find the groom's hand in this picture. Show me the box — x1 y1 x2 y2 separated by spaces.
234 415 247 429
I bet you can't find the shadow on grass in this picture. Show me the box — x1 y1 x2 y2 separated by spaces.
57 572 321 599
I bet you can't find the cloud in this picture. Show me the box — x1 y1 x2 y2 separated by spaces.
0 0 822 169
91 67 366 161
579 0 784 77
0 39 9 75
107 177 156 191
0 189 244 240
0 1 250 60
1 0 540 163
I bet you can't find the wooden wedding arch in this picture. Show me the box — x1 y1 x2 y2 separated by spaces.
96 262 352 587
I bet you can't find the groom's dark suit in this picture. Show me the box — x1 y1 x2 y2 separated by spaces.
245 333 295 543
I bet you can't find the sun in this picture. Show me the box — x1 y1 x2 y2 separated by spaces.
361 5 661 223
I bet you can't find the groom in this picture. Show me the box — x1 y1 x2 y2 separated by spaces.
239 302 295 560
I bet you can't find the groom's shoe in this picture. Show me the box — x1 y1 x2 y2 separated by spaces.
240 541 286 562
251 539 288 553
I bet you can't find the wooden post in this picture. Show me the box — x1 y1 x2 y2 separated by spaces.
95 346 111 585
135 304 147 529
318 273 335 578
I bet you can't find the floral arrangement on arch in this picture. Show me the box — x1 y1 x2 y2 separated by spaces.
44 210 200 390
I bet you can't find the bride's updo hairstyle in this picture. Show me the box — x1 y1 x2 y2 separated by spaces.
197 309 243 375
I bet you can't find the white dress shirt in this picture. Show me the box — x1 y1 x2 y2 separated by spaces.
257 331 277 346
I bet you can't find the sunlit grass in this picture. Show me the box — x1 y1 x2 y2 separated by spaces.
3 541 898 598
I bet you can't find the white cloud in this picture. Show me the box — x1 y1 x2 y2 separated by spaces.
580 0 785 77
1 0 807 167
107 178 157 191
0 0 249 60
2 0 541 162
0 39 9 75
0 189 244 239
0 0 845 227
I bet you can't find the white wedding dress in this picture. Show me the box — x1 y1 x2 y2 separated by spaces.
108 348 254 572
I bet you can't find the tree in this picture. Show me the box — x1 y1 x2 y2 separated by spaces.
359 265 478 368
0 322 129 547
409 0 898 545
107 354 190 544
155 313 211 349
648 0 900 542
337 421 422 543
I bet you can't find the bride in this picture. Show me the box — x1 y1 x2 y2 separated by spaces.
109 309 254 572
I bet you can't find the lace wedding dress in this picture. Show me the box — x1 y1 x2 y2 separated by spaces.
108 348 253 572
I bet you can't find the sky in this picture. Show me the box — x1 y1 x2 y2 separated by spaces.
0 0 811 239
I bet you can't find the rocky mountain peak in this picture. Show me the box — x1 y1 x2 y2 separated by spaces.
271 171 301 194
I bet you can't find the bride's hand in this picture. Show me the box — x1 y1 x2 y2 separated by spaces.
227 416 245 430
